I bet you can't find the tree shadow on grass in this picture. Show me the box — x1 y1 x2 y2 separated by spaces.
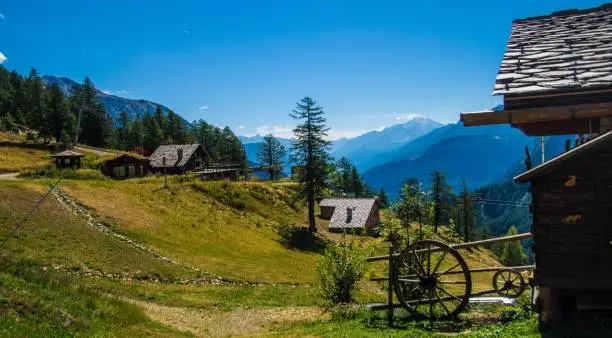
277 224 328 254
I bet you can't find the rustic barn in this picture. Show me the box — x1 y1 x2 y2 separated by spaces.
50 150 85 169
149 144 208 174
459 4 612 321
101 154 149 179
196 164 241 181
319 198 381 233
515 131 612 313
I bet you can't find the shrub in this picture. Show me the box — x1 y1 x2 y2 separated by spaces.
317 241 366 304
277 222 327 252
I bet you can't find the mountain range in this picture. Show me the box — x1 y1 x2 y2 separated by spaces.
362 122 533 199
42 75 188 125
330 116 444 170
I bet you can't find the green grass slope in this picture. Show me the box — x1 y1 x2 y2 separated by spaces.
61 178 321 283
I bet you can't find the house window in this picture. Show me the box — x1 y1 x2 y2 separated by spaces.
113 166 126 177
129 165 136 177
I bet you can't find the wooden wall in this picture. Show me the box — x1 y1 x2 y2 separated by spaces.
532 149 612 290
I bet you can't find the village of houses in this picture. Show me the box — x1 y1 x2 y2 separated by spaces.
49 144 383 234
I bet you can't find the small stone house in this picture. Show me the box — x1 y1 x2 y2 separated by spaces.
149 144 208 174
319 198 381 233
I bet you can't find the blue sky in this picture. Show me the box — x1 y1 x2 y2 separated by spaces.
0 0 607 139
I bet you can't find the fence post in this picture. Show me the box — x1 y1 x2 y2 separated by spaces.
387 245 394 327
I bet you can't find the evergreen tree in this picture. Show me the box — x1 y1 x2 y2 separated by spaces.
457 179 475 242
336 157 352 194
257 134 286 180
116 111 131 149
430 170 453 234
142 112 164 148
500 226 527 266
154 105 167 140
290 96 331 233
378 188 389 209
129 115 144 150
349 166 364 197
71 77 113 146
46 83 73 144
24 68 52 142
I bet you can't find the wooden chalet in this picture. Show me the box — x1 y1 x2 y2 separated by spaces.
460 4 612 321
319 198 381 233
149 144 208 174
101 154 149 179
50 150 84 169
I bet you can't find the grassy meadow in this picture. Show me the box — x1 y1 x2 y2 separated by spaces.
0 144 565 337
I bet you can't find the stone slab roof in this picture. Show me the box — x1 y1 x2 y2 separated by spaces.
50 150 84 157
319 198 378 229
494 4 612 96
149 144 201 168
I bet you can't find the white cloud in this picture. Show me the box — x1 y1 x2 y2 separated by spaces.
238 125 245 129
394 113 423 121
0 52 6 64
252 125 294 138
183 29 190 34
0 13 5 20
198 105 208 112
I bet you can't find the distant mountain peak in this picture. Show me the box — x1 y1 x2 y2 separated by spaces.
42 75 189 125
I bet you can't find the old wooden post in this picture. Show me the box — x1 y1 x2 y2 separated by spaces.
387 245 394 327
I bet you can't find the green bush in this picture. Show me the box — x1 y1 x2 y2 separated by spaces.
18 166 106 180
277 222 327 252
317 241 366 304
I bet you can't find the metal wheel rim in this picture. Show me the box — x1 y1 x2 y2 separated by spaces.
492 268 525 298
393 239 472 320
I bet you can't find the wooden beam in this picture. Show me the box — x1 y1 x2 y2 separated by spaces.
515 118 600 136
461 101 612 129
460 111 509 126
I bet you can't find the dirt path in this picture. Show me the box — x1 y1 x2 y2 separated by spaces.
128 299 326 337
0 172 19 180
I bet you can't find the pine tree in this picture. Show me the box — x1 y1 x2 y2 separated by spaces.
457 178 475 242
290 96 331 233
378 188 389 209
431 170 452 234
257 134 286 180
24 68 51 142
335 157 353 194
500 226 527 266
46 83 73 144
349 166 364 197
71 77 113 147
142 112 164 148
116 111 131 150
154 105 167 140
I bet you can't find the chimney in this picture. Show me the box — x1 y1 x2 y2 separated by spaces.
346 207 353 223
177 148 183 165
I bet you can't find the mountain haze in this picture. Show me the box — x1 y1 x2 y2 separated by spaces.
330 116 443 170
363 123 533 199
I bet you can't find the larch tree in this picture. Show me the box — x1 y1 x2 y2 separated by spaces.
257 133 286 180
430 170 452 234
500 226 527 266
378 188 389 209
457 178 475 242
290 96 331 233
46 83 73 144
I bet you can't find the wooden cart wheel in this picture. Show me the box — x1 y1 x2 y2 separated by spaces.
492 268 525 298
393 240 472 320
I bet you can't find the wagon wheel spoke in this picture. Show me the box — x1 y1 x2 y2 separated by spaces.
434 288 451 316
437 262 461 276
438 280 466 284
432 250 447 275
397 278 420 283
411 250 427 277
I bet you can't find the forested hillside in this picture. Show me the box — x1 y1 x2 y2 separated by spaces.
0 66 246 165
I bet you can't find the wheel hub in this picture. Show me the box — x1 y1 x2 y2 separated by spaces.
420 275 437 290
